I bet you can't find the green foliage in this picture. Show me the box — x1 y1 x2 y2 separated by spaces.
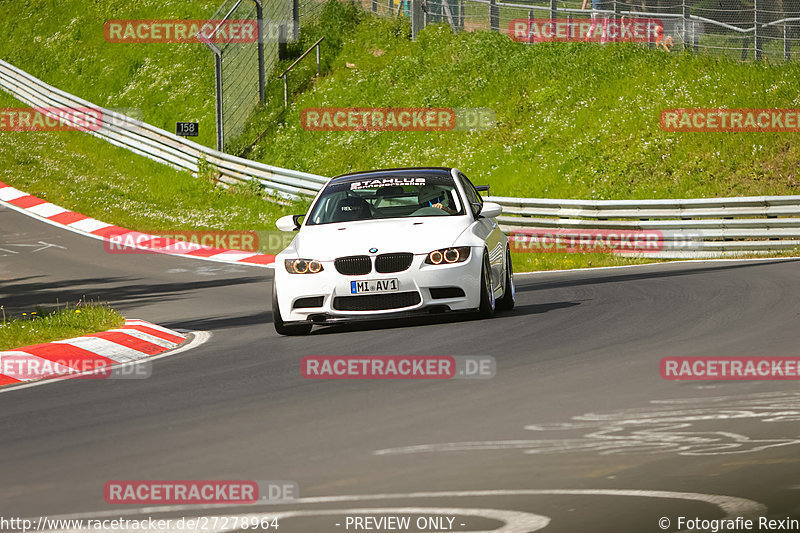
0 300 125 351
0 0 220 148
243 15 800 199
0 91 299 233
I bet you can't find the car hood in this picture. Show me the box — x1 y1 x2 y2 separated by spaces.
292 217 471 259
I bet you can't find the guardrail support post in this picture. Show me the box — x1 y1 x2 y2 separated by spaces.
613 0 620 42
784 24 791 60
754 0 763 59
412 0 425 38
213 52 224 152
551 0 557 23
529 8 535 43
490 0 499 32
254 0 266 104
682 0 690 51
292 0 300 41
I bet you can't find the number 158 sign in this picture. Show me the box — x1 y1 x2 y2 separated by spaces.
176 122 199 137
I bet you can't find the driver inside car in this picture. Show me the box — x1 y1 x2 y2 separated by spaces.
418 185 457 215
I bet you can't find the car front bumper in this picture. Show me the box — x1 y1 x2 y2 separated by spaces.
274 249 483 324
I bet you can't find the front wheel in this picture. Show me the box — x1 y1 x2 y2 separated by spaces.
496 246 515 311
477 250 496 319
272 282 312 336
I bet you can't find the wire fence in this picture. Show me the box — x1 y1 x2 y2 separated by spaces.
201 0 332 152
204 0 296 151
356 0 800 61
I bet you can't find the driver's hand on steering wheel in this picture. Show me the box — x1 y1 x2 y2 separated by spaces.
432 202 456 215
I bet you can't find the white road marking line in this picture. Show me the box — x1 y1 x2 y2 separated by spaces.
34 487 766 524
375 391 800 458
42 507 550 533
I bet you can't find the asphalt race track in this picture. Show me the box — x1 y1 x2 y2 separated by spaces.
2 202 800 532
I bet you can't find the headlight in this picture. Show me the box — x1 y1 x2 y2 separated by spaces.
285 258 324 274
425 247 470 265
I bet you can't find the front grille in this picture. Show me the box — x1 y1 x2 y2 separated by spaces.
333 292 421 311
375 252 413 273
293 296 324 309
335 255 372 275
430 287 466 299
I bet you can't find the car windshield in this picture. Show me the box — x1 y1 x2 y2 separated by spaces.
305 173 465 225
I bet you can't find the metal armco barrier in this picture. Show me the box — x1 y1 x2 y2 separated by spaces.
0 59 327 199
2 59 799 259
493 196 800 258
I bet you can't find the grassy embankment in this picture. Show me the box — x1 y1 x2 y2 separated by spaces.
2 1 800 271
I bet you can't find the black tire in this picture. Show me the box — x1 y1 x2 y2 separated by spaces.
477 250 496 319
496 246 515 311
272 282 313 336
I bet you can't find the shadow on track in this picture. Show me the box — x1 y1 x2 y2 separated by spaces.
515 258 800 293
0 275 267 315
307 300 581 335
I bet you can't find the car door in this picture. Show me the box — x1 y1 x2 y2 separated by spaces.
458 172 505 294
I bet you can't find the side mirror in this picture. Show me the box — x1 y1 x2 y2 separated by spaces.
478 202 502 219
276 214 303 231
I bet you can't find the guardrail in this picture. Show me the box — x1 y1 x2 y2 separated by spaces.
491 195 800 257
0 59 328 200
278 36 324 108
2 59 799 258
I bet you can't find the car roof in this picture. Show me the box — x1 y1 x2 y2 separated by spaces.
331 167 455 181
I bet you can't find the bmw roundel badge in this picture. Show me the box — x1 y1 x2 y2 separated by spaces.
369 247 378 253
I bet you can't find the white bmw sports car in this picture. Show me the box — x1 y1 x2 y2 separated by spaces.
271 167 514 335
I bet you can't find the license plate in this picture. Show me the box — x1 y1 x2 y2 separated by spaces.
350 278 399 294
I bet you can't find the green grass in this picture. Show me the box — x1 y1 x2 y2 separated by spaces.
227 0 365 156
511 248 800 271
3 2 800 272
0 0 220 148
0 301 125 351
241 14 800 200
0 92 305 235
